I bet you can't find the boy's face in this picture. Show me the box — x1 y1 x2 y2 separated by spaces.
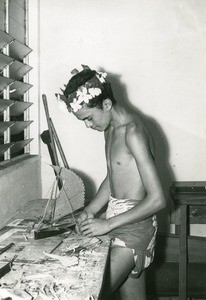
74 103 111 132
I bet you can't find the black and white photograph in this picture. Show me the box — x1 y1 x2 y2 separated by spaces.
0 1 205 299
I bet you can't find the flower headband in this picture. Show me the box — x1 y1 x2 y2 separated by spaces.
56 65 107 113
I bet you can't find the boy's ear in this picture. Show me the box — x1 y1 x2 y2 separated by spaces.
102 99 112 111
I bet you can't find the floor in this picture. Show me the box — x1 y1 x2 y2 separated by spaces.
148 297 206 300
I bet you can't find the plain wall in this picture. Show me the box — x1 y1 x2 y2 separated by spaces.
29 0 206 232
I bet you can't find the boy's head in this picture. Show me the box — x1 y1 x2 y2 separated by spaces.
56 65 116 113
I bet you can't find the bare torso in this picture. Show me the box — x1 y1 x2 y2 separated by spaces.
105 114 154 201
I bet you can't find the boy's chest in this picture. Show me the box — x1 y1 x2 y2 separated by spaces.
105 128 132 168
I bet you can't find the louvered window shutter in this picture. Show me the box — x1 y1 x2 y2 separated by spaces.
0 0 33 162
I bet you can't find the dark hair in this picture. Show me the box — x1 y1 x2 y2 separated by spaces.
64 68 116 109
64 69 96 96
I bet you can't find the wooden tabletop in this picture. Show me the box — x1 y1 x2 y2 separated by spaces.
0 199 110 300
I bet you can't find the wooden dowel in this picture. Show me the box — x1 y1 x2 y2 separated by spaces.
49 118 69 169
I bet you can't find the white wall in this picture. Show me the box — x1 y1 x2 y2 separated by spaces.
30 0 206 231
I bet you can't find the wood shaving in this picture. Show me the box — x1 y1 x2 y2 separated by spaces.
43 252 78 267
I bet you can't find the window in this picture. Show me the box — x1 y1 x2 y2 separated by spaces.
0 0 33 162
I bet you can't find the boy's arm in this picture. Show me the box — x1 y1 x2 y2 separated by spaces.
78 173 110 224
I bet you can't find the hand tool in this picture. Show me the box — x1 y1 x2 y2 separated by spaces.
34 223 75 240
0 254 17 278
0 242 14 255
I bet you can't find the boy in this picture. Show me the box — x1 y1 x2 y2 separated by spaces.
56 65 166 299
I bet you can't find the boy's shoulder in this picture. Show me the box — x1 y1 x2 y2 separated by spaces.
125 117 145 137
125 117 155 157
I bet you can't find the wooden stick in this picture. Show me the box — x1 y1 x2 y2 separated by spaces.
49 118 69 169
42 94 62 190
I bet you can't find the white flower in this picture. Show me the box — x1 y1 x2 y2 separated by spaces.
70 98 83 113
76 87 93 103
96 71 107 83
77 86 87 96
79 93 93 104
88 87 101 97
68 75 105 112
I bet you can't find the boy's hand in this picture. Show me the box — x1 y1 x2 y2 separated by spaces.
75 210 94 234
79 218 111 237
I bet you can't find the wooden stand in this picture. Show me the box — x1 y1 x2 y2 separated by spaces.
170 181 206 300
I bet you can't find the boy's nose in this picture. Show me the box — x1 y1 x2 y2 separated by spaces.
84 120 93 128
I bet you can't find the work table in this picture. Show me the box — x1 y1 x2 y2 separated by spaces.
0 199 110 300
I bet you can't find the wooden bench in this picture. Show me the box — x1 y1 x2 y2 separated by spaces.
147 181 206 299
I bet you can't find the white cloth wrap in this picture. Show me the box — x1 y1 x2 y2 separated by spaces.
106 195 135 219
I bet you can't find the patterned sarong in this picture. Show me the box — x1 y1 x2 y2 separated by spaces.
106 195 157 278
